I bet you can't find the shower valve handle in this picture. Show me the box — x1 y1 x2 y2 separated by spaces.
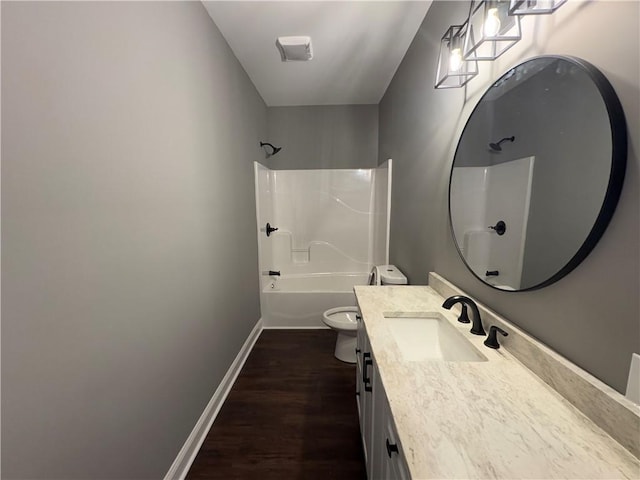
266 223 279 237
489 220 506 236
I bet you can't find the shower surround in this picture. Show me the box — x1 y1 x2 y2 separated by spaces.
255 161 391 327
450 156 534 290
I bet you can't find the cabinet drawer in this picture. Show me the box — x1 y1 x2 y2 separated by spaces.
382 398 410 480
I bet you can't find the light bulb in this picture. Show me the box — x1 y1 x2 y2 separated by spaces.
449 48 463 72
484 8 501 37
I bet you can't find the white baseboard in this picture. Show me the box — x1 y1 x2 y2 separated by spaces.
164 318 263 480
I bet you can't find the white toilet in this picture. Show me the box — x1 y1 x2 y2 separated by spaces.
322 265 407 363
368 264 407 287
322 306 360 363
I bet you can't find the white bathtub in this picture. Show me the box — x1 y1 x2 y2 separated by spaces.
261 273 370 328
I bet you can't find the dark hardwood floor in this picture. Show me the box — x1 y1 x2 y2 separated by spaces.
187 329 367 480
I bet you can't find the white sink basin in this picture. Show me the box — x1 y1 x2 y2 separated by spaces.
384 312 488 362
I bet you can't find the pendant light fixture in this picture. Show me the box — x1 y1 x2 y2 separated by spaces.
508 0 567 15
435 23 479 89
434 0 565 89
463 0 521 61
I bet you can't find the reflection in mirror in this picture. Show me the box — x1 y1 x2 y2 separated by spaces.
449 56 626 291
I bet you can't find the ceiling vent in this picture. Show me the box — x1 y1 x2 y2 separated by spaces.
276 36 313 62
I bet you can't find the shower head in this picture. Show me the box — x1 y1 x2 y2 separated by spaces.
489 136 515 152
260 142 282 158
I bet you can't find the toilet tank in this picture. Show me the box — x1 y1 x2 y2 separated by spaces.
370 265 408 285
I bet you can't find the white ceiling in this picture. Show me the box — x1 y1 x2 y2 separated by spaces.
203 1 432 106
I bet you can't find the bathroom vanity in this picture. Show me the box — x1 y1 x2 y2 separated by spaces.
354 274 640 479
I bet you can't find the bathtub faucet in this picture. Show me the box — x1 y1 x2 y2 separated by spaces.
263 270 280 276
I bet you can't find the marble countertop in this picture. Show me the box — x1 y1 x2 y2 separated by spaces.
354 285 640 479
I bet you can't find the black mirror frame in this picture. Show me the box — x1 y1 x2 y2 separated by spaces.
448 55 627 292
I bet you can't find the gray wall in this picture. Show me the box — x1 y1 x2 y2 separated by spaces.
380 0 639 393
266 105 378 169
2 2 266 479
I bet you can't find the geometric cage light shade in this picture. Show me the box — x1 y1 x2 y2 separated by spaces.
435 23 479 89
508 0 567 15
463 0 521 61
434 0 567 93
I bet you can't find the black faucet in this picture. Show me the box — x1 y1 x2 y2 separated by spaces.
442 295 486 336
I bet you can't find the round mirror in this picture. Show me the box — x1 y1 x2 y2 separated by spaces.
449 56 626 292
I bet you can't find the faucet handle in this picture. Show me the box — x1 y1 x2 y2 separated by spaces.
484 325 509 349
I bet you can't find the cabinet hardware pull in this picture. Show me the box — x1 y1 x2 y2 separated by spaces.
386 438 399 457
363 353 373 392
362 353 371 383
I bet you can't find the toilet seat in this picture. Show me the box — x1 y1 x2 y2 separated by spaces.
322 306 359 332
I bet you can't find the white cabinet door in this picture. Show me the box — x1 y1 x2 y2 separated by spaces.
372 362 410 480
356 317 366 427
381 401 411 480
357 316 376 476
357 324 411 480
371 362 387 479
